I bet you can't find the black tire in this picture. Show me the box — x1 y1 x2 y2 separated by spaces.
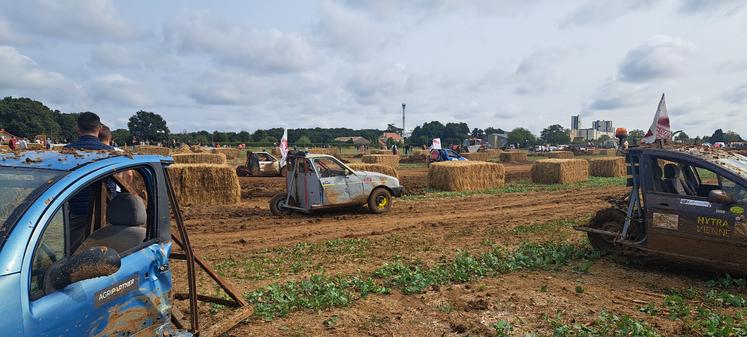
587 208 626 253
270 193 292 216
368 187 392 214
236 166 249 177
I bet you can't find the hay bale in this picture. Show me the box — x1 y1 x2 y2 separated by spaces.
135 145 171 156
531 159 589 184
172 153 227 165
26 143 44 150
309 147 340 158
173 144 192 154
362 154 400 168
428 161 505 192
190 145 207 153
499 151 528 162
461 152 490 161
167 164 240 206
347 163 398 178
589 157 626 177
0 145 9 151
548 151 574 159
598 149 617 156
212 148 240 160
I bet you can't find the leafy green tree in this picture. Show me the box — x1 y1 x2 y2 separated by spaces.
111 129 131 146
724 130 743 143
443 122 470 145
471 128 485 138
628 129 646 144
484 127 506 135
296 135 312 146
54 112 79 142
507 128 537 148
127 110 170 142
540 124 571 145
0 97 61 139
409 121 446 146
711 129 725 143
674 131 690 142
595 134 612 147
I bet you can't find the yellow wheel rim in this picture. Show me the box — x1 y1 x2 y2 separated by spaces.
377 197 389 208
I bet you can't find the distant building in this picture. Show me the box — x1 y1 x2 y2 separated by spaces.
592 120 614 133
333 136 371 145
571 115 581 131
378 132 403 147
569 116 614 141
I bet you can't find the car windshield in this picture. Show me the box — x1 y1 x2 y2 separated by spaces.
716 154 747 179
0 167 62 247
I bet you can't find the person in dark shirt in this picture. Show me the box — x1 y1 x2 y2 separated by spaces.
65 112 115 252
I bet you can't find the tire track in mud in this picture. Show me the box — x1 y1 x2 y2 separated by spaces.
184 186 627 254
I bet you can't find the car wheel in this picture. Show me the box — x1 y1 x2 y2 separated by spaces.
587 208 625 253
270 193 292 216
368 187 392 214
236 165 249 177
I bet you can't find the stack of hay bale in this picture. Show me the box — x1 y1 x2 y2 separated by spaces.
428 161 505 191
548 151 574 159
347 163 398 178
212 148 240 161
499 151 528 163
167 152 240 207
173 144 192 154
135 145 171 156
531 159 589 184
309 147 341 158
589 157 626 177
598 149 617 156
461 152 490 161
362 154 400 168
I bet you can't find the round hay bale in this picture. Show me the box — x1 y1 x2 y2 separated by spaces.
589 157 626 177
461 152 490 161
135 145 171 156
211 148 240 160
347 163 398 178
499 151 528 162
172 153 227 165
167 164 241 206
362 154 400 168
548 151 574 159
531 159 589 184
428 161 505 192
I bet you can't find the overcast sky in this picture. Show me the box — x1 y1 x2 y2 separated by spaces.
0 0 745 136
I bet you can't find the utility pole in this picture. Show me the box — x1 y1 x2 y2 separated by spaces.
401 103 406 140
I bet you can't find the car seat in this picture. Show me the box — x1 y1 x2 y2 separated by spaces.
76 192 147 255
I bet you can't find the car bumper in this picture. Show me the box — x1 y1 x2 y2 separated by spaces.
391 187 404 197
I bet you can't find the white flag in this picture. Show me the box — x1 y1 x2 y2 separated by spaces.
279 128 289 166
642 93 672 144
431 138 442 150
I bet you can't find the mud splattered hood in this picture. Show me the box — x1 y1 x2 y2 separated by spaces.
356 171 400 188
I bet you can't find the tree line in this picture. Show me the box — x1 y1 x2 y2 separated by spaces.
1 96 742 148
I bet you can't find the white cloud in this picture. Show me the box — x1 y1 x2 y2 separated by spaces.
163 10 315 73
678 0 746 15
723 83 747 104
88 44 139 69
89 74 151 106
513 47 577 95
561 0 659 27
0 46 81 102
4 0 135 42
617 35 695 83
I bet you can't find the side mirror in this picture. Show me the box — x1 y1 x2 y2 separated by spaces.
709 190 735 205
46 246 121 290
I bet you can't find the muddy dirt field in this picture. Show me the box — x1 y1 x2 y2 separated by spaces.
173 164 747 337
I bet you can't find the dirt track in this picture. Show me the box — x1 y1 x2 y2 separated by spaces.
173 165 746 336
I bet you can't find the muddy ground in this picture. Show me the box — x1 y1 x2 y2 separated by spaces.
172 163 746 336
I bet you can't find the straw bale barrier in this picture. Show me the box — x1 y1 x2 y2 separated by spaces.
461 152 490 161
172 153 227 165
135 145 171 156
190 146 206 153
499 151 528 162
548 151 574 159
370 149 392 155
347 163 398 178
362 154 400 168
168 164 240 206
309 147 340 158
212 148 240 160
0 145 9 151
26 143 44 150
598 149 617 156
428 161 505 192
589 157 626 177
531 159 589 184
173 144 192 154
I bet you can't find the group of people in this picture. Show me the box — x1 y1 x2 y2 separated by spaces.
5 136 54 150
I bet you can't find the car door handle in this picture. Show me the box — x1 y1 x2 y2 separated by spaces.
658 203 671 209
